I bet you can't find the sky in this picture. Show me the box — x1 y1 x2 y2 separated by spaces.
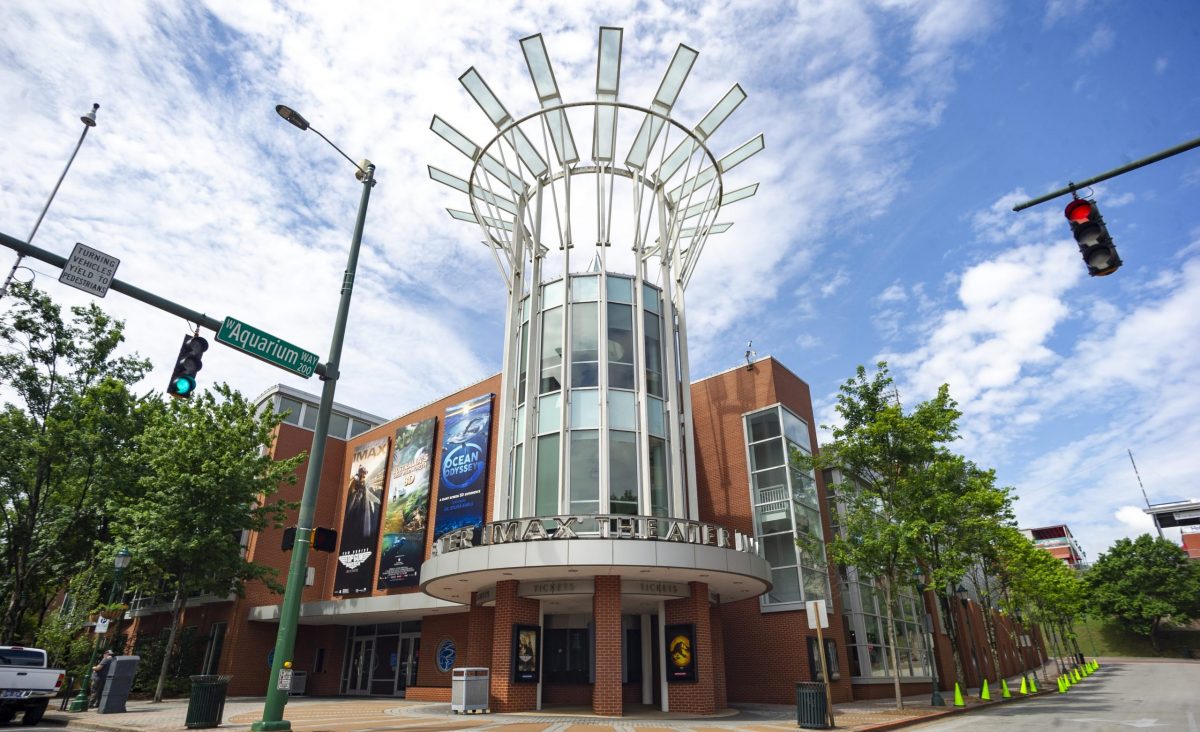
1 0 1197 558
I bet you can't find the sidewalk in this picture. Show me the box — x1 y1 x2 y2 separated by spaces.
52 668 1063 732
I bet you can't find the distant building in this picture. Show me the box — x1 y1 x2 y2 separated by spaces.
1021 525 1085 567
1144 499 1200 559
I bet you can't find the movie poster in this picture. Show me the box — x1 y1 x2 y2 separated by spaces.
376 417 437 589
665 624 697 682
333 436 389 595
432 394 494 543
511 624 540 683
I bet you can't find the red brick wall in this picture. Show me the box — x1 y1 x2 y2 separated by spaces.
489 580 539 712
663 582 718 713
593 576 623 715
464 598 495 668
691 359 853 705
415 613 468 689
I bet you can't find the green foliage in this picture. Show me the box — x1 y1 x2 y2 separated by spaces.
34 571 102 677
1074 615 1200 658
0 282 150 642
1085 534 1200 650
112 384 303 598
109 383 302 700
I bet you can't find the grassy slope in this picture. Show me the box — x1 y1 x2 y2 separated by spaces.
1073 616 1200 658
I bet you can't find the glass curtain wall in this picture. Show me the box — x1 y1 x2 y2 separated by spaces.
826 470 932 680
508 274 672 520
743 406 828 607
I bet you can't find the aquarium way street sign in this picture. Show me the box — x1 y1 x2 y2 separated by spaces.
216 316 320 378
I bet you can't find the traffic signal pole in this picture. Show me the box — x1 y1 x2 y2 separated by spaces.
253 162 375 732
1013 135 1200 212
0 231 328 379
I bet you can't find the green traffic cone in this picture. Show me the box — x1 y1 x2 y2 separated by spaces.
1073 668 1081 683
954 682 965 707
1019 676 1028 695
981 678 991 700
1057 676 1065 693
1002 678 1011 698
1030 675 1038 693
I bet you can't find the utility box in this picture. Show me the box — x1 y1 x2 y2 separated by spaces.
98 656 140 714
287 670 307 696
450 667 489 713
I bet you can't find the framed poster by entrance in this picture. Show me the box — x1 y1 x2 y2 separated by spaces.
665 623 697 682
512 624 540 683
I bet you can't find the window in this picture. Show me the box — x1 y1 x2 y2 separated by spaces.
278 396 302 425
329 413 349 440
744 405 826 608
544 628 590 683
202 622 226 675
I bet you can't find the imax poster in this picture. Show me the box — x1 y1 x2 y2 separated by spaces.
377 417 437 589
334 436 389 595
432 394 493 543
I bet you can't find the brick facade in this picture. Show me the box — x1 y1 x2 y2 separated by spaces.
592 576 623 715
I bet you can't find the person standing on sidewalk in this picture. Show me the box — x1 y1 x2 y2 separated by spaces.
89 650 114 708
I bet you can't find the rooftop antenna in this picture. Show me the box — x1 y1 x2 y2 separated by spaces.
1128 449 1163 539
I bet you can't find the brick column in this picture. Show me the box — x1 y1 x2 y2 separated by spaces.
663 581 719 714
465 593 495 668
490 579 540 712
593 576 623 716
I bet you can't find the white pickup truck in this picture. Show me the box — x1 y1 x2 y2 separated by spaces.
0 646 64 726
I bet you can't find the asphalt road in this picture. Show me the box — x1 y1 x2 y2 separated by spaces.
909 660 1199 731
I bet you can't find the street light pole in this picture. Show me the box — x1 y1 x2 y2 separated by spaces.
253 106 375 732
0 103 99 301
69 548 131 712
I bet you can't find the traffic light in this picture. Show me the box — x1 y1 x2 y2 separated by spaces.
313 527 338 553
281 527 337 553
166 334 208 398
1064 198 1122 277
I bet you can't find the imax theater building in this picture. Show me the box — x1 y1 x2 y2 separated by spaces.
124 28 1044 716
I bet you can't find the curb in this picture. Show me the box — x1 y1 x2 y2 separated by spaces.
849 687 1058 732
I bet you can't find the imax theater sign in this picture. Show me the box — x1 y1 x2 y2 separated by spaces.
435 514 761 555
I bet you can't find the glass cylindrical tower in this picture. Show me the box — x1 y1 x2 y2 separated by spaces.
431 28 763 530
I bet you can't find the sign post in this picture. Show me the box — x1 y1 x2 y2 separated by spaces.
807 599 834 728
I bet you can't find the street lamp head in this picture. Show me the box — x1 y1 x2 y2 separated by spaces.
354 159 374 182
275 104 310 131
81 103 99 128
114 548 132 570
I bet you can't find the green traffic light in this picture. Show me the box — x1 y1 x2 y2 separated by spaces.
173 376 195 395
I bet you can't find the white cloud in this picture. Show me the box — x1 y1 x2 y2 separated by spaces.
877 282 908 303
1076 25 1115 59
881 192 1200 554
1114 505 1153 533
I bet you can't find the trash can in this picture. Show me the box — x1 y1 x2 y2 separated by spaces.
450 667 490 713
185 674 231 729
796 681 831 729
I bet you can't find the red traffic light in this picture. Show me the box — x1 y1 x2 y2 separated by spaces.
1064 199 1093 223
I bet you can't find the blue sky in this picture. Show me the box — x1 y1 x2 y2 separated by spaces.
1 1 1197 557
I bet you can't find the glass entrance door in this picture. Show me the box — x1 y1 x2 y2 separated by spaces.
395 635 420 694
346 638 374 695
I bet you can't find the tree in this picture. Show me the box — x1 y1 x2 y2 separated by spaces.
0 282 149 642
112 384 303 701
1086 534 1200 652
804 363 961 709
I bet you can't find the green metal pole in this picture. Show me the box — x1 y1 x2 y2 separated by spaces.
253 163 375 732
69 561 128 712
1012 135 1200 212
